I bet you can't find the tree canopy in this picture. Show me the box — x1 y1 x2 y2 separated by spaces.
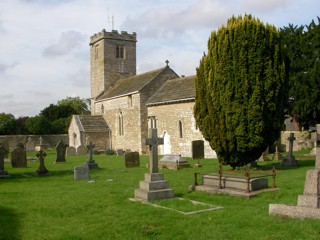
281 17 320 129
194 15 289 168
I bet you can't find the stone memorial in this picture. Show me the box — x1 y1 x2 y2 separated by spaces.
74 164 89 180
85 141 99 169
0 145 10 177
159 154 190 170
116 149 125 155
26 137 35 152
125 151 140 168
269 124 320 219
281 132 298 166
77 145 87 155
35 136 49 151
36 150 49 176
66 146 76 156
134 128 174 202
0 141 9 159
11 144 27 168
192 140 204 159
55 140 67 164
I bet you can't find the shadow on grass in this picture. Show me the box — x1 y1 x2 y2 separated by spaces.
0 206 20 240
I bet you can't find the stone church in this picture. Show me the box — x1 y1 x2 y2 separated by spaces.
68 29 216 158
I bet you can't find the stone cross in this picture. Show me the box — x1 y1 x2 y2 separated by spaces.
39 136 43 145
36 150 48 175
146 128 164 173
86 141 99 169
287 133 296 159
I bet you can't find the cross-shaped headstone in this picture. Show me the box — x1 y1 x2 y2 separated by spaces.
36 150 48 175
146 128 164 173
287 132 296 159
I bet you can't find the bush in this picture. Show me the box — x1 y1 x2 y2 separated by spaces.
105 149 115 155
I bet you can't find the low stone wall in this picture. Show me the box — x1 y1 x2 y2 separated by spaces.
0 134 68 150
280 131 314 152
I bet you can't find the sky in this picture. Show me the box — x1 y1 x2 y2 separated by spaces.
0 0 319 117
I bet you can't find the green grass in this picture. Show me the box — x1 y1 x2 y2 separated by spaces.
0 149 319 240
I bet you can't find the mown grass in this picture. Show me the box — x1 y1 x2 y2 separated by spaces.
0 149 319 240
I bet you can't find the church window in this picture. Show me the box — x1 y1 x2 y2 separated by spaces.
148 116 157 129
116 45 125 59
118 110 124 136
179 120 183 138
128 95 132 107
101 104 104 115
95 45 99 60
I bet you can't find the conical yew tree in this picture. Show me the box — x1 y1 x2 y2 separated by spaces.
194 15 289 168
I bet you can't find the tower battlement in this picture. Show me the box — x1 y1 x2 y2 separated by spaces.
90 29 137 46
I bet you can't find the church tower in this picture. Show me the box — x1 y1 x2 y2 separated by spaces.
89 29 137 99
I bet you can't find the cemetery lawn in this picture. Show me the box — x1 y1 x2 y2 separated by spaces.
1 150 319 240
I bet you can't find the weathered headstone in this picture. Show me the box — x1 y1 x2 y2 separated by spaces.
35 136 49 151
116 149 125 156
0 141 9 159
0 145 10 177
134 128 174 201
192 140 204 159
159 154 190 170
76 145 87 155
125 151 140 168
66 146 76 156
26 137 35 152
55 140 66 164
74 164 89 180
36 150 49 176
85 141 99 169
281 132 298 166
11 145 27 168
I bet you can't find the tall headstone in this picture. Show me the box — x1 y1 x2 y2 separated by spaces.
0 141 9 159
269 124 320 219
192 140 204 159
125 151 140 168
281 133 298 166
55 140 67 164
134 128 174 202
36 150 49 176
11 144 27 168
85 141 99 169
0 145 10 177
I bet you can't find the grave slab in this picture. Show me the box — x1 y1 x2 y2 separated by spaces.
159 154 190 170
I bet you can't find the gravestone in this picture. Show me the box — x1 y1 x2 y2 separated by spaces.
125 151 140 168
55 140 66 164
85 141 99 169
0 141 9 159
36 150 49 176
159 154 190 170
116 149 125 156
192 140 204 159
77 145 87 155
11 144 27 168
134 128 174 202
66 146 76 156
269 124 320 219
74 164 89 180
26 137 35 152
0 145 10 177
35 136 49 151
281 132 298 166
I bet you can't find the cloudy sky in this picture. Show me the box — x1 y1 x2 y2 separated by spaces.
0 0 319 117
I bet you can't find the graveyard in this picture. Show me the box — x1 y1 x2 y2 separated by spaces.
0 148 319 240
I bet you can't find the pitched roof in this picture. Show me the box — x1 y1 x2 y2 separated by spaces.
77 115 110 133
96 67 167 100
146 75 195 106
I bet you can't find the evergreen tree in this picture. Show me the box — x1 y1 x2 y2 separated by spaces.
194 15 289 168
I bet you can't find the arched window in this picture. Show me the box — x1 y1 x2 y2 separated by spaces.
118 110 124 136
101 104 104 115
179 120 183 138
116 46 125 58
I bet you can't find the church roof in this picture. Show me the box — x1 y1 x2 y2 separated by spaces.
96 67 168 100
146 75 195 106
77 115 110 133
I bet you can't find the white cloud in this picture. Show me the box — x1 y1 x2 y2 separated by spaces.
242 0 288 12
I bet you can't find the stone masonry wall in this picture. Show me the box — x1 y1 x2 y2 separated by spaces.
148 102 216 158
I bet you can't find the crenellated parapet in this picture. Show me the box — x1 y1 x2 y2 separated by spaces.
90 29 137 46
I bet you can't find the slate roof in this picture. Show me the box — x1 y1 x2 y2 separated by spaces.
146 75 195 106
77 115 110 132
96 67 167 100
